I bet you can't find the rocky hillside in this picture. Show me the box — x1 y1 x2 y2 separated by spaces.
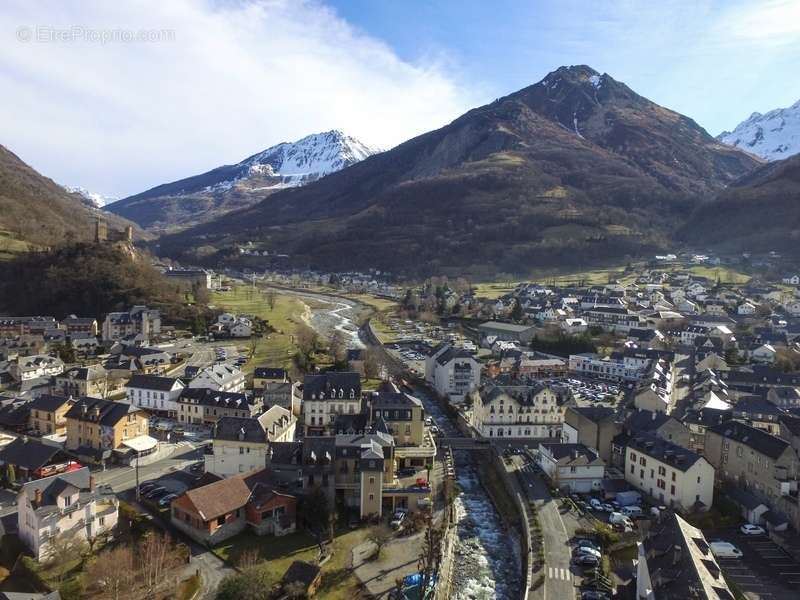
718 99 800 161
107 131 379 232
682 153 800 254
0 145 137 256
157 66 760 277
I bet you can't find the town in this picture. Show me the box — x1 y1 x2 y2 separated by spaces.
0 252 798 600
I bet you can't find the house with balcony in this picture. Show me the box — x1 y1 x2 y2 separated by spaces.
17 467 118 559
367 390 435 469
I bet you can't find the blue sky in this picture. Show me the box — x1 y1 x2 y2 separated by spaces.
329 0 800 135
1 0 799 198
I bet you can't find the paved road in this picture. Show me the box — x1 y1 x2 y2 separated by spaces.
95 440 206 493
516 459 574 600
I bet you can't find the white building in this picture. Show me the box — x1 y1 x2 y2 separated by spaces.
302 372 362 435
537 443 605 493
126 374 185 417
425 343 481 403
469 382 569 439
205 408 296 477
569 353 625 381
17 467 118 559
10 355 64 382
188 364 246 392
623 433 714 512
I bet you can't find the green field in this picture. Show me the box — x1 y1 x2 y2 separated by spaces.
211 286 309 371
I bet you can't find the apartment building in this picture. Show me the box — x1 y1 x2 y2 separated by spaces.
177 388 261 425
53 365 111 398
470 382 570 439
425 343 480 403
562 405 621 463
623 432 714 512
64 397 151 463
29 394 74 436
101 306 161 342
126 374 186 417
704 421 800 530
302 372 362 435
187 364 246 393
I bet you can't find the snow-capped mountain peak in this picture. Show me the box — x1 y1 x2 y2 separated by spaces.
64 186 118 207
212 130 380 192
718 99 800 161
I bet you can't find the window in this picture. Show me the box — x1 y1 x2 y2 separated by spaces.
369 494 374 501
216 516 225 526
670 485 676 495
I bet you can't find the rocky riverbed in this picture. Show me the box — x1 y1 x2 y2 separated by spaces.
451 460 522 599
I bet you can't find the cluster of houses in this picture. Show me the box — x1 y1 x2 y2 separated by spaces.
169 371 437 545
417 268 800 546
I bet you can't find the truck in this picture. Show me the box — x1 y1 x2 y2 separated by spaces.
615 490 642 507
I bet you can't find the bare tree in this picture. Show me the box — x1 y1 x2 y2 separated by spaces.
85 544 135 600
266 289 277 311
363 347 382 379
417 515 443 599
329 330 348 368
139 531 181 596
47 533 87 585
367 525 393 559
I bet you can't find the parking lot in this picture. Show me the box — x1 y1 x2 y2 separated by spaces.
712 527 800 599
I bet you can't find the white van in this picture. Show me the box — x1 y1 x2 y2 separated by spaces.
609 512 633 528
621 505 643 518
709 541 743 559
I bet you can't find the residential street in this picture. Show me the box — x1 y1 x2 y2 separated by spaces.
516 458 574 600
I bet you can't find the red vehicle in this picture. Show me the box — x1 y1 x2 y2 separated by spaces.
415 478 429 488
33 460 82 479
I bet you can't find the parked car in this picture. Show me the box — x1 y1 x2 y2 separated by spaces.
158 493 179 507
573 554 600 567
574 538 600 551
609 512 634 529
573 546 602 559
600 503 614 513
621 505 643 518
589 498 602 510
740 523 766 536
709 541 743 559
139 481 159 494
390 510 407 530
581 592 611 600
144 487 168 500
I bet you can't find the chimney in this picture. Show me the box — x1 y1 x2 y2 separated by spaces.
34 488 43 507
652 411 657 421
81 403 88 416
89 476 95 492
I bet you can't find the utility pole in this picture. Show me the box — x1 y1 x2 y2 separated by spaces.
134 450 141 501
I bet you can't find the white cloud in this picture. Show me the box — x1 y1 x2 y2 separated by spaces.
0 0 478 196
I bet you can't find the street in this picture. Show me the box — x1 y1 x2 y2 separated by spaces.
516 459 574 600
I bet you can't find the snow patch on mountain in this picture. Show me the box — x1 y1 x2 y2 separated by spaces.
718 99 800 161
64 186 118 207
206 130 380 192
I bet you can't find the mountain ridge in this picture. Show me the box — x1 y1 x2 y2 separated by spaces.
155 65 761 277
106 130 380 232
